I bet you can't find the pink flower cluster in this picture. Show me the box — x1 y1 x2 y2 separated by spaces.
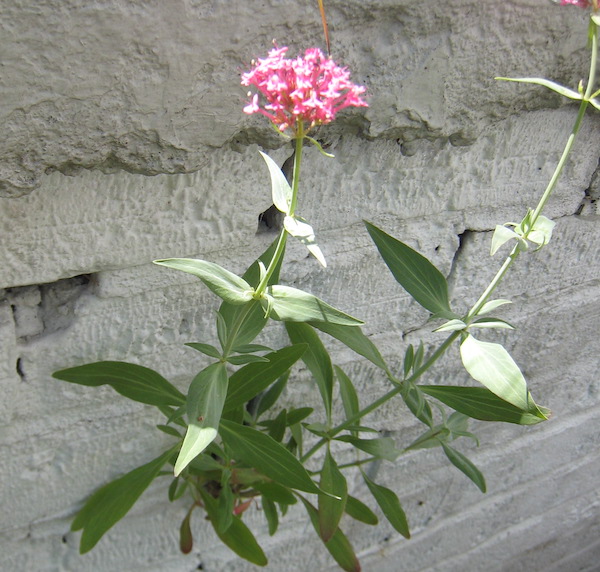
560 0 593 8
241 46 367 134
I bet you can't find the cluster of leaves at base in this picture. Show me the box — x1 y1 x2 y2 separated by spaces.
54 222 548 570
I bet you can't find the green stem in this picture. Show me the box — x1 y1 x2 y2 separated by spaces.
221 301 256 358
300 331 460 463
467 21 597 319
255 122 305 296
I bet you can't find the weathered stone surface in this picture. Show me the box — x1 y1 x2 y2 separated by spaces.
1 1 599 571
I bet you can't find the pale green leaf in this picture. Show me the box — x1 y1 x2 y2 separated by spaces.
174 363 228 476
490 224 520 255
528 215 555 247
284 215 327 267
265 285 363 326
260 150 292 214
335 435 400 462
496 76 583 100
433 319 467 333
460 334 531 412
470 317 515 330
478 299 512 315
154 258 253 305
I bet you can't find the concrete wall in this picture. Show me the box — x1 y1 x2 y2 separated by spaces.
1 0 599 570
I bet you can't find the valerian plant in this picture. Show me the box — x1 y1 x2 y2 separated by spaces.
53 3 599 569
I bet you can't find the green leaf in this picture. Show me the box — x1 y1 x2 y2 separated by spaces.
174 363 228 476
255 372 290 418
365 221 451 315
286 323 333 422
335 366 360 432
478 299 512 315
405 425 449 451
218 239 284 348
53 361 185 407
265 285 363 326
226 354 270 365
153 258 253 305
419 385 549 424
402 382 433 427
252 482 297 505
217 473 235 533
262 497 279 536
224 345 306 411
219 419 322 494
496 76 583 101
260 150 292 214
403 345 414 379
156 424 182 438
336 435 400 462
345 495 378 525
233 344 273 354
460 334 532 412
199 488 268 566
284 214 327 267
299 496 361 572
312 322 387 370
441 442 486 493
72 447 175 553
185 342 222 359
491 224 520 255
319 449 348 542
528 215 555 248
267 409 288 442
433 319 466 333
362 471 410 539
470 317 515 330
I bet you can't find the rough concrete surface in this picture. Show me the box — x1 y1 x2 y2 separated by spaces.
1 0 600 571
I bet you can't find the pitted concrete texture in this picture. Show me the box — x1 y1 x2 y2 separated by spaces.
1 1 600 571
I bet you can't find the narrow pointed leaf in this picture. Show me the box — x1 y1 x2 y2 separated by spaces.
226 354 269 365
200 489 268 566
402 382 433 427
362 472 410 539
185 343 222 359
433 319 466 333
478 299 512 315
260 151 292 214
154 258 253 305
365 221 451 315
419 385 549 424
263 497 279 535
218 239 285 348
345 495 378 525
219 419 322 494
286 323 333 421
491 225 520 255
336 435 400 462
311 322 387 370
174 363 228 476
460 334 531 412
300 496 361 572
319 449 348 542
252 482 297 505
496 76 583 100
266 285 363 325
284 214 327 267
72 447 175 553
53 361 185 407
470 317 515 330
441 442 486 493
335 366 360 431
224 345 306 411
255 372 290 418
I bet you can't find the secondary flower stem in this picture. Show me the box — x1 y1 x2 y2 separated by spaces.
468 19 597 319
301 331 461 462
255 123 305 297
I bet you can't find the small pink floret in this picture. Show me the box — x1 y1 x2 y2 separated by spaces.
241 45 368 133
560 0 593 7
